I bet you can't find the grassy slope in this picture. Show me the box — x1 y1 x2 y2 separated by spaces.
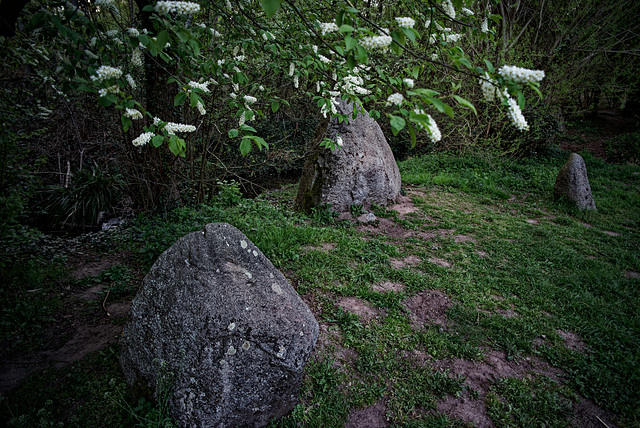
1 151 639 427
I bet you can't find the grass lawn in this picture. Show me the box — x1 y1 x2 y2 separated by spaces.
1 151 639 427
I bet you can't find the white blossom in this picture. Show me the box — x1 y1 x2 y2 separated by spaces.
125 74 136 89
481 17 488 33
196 100 206 115
132 131 154 147
243 95 257 104
386 93 404 107
497 65 545 84
210 28 221 37
444 33 463 43
127 28 140 37
319 22 339 36
288 62 295 76
506 98 529 131
293 75 299 88
164 122 196 133
318 55 331 64
442 0 456 19
125 108 143 119
360 35 393 50
132 48 143 67
395 17 415 29
91 65 122 82
403 78 414 88
188 80 210 93
335 135 343 147
461 7 475 16
154 1 200 15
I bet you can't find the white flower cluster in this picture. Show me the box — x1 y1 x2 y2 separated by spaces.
210 28 221 37
91 65 122 82
506 98 529 131
320 98 338 118
196 100 206 115
337 74 370 96
444 33 463 43
395 17 415 29
335 135 343 147
479 73 500 102
125 108 143 119
164 122 196 133
132 48 143 67
318 55 331 64
386 93 404 107
403 78 414 88
425 114 442 142
128 28 140 37
188 80 210 93
360 34 393 50
442 0 456 19
481 18 488 33
125 74 136 89
85 50 98 60
293 75 299 88
288 62 295 76
319 22 339 36
155 1 200 14
461 7 474 16
497 65 545 84
98 85 119 97
133 132 154 147
243 95 257 105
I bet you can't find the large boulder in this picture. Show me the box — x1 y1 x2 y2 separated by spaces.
554 153 597 210
120 223 319 427
294 98 401 213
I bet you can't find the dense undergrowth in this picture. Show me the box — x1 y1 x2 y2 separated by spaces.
1 146 639 427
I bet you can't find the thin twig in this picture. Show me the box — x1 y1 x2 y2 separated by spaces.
102 289 111 317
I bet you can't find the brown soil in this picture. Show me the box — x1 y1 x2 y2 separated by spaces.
403 289 452 328
337 297 383 323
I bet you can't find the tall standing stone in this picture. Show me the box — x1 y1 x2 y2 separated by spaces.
294 98 401 213
554 153 597 210
120 223 319 427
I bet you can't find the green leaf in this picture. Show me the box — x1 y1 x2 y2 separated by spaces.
271 100 280 113
453 95 477 115
390 30 405 55
240 124 257 133
401 27 417 43
151 135 164 148
253 136 268 150
389 115 406 136
408 123 417 148
339 25 354 33
189 39 201 56
260 0 282 18
345 35 357 51
121 116 132 132
228 129 239 138
356 45 368 63
427 97 446 114
77 85 96 93
142 5 155 12
240 137 252 155
139 34 150 48
517 91 525 109
157 30 169 51
98 94 117 107
483 59 495 74
529 82 543 99
176 30 190 43
411 65 420 79
347 54 356 70
336 10 345 27
174 92 187 106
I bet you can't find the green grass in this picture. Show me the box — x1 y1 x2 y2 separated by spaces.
1 149 639 427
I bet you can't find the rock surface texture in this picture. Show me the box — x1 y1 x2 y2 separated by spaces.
554 153 597 210
294 98 401 213
120 223 319 427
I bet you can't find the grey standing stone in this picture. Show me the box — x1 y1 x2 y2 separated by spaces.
554 153 597 210
294 98 401 213
120 223 319 427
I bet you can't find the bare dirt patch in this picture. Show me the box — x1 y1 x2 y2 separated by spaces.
71 250 132 281
436 393 493 427
602 230 621 236
454 234 477 243
428 257 452 268
390 255 422 269
372 281 406 293
345 399 388 428
338 297 382 323
572 397 619 428
626 271 640 279
388 195 419 216
403 290 452 328
302 242 337 252
556 329 589 352
526 219 540 225
357 217 412 239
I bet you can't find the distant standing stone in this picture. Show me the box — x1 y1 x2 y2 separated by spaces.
120 223 319 427
294 98 401 213
554 153 597 210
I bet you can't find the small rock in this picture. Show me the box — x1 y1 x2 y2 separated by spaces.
553 153 597 210
357 213 377 223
